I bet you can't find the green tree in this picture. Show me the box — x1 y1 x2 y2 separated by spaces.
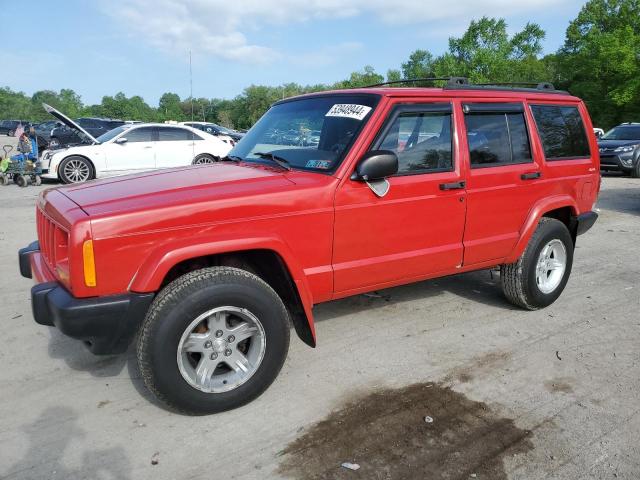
158 92 183 121
555 0 640 128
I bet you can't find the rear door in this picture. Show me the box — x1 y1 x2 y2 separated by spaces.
332 100 467 296
155 126 196 168
103 126 156 174
459 101 544 265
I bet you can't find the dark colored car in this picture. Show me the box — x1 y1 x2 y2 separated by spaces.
182 122 244 142
49 117 126 148
33 120 64 142
598 123 640 177
0 120 32 136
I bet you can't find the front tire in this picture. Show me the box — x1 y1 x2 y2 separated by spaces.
137 267 290 414
193 153 218 164
58 156 94 184
501 218 574 310
631 160 640 179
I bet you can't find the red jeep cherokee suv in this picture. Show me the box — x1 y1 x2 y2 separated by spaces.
19 79 600 414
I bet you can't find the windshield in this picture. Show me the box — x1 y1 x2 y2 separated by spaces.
96 126 129 143
602 126 640 141
229 94 380 173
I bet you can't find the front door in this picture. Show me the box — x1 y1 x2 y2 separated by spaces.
104 126 156 174
332 101 467 296
155 126 196 168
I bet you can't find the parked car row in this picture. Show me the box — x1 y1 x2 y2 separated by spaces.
39 104 232 183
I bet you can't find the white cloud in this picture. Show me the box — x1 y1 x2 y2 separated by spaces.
104 0 558 64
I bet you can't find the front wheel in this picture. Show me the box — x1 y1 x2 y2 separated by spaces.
501 218 574 310
137 267 290 414
193 153 218 164
58 156 93 184
631 160 640 179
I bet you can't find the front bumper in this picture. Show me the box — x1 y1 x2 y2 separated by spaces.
19 241 154 354
599 153 635 173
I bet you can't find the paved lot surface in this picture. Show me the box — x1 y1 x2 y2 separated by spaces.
0 174 639 479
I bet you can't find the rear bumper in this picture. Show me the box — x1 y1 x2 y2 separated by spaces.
19 242 154 354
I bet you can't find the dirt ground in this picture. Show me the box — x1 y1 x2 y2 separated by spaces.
0 171 639 480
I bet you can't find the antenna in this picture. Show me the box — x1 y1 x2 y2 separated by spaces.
189 49 194 122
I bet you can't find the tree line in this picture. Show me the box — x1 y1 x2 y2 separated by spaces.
1 0 638 130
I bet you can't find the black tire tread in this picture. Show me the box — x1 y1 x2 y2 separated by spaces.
501 217 563 310
136 266 290 415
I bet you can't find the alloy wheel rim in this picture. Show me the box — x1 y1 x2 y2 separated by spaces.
63 159 90 183
195 156 215 164
535 239 567 294
176 306 266 393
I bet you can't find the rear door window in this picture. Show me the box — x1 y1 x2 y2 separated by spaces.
530 105 590 160
158 127 193 141
463 103 533 168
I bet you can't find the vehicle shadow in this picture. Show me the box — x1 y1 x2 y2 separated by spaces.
47 329 128 378
314 268 518 324
2 406 132 479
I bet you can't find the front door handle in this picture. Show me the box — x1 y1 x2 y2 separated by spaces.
143 146 153 149
521 172 541 180
439 181 466 191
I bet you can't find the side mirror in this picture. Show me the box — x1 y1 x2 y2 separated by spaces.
115 137 128 144
352 150 398 198
352 150 398 181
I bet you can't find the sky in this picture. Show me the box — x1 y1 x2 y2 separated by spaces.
1 0 586 106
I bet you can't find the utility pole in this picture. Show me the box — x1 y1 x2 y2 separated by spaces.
189 49 194 121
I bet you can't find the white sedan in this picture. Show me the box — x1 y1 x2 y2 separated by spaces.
41 123 232 184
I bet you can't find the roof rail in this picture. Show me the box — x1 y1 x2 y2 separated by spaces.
359 77 569 94
361 77 469 88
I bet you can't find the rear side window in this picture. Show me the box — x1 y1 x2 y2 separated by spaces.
158 127 192 141
530 105 590 160
463 104 532 168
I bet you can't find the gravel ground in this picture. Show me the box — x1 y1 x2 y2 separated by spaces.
0 174 638 480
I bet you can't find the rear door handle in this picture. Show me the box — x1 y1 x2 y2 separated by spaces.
521 172 541 180
439 181 466 191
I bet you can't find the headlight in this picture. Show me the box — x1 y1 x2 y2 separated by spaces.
614 145 636 153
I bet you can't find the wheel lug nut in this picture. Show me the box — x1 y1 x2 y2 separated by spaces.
224 349 232 356
204 341 212 348
210 352 217 360
215 330 223 338
228 335 235 343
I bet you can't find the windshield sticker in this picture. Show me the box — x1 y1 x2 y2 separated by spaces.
326 104 372 121
306 160 332 169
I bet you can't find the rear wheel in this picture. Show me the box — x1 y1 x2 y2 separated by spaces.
15 174 28 187
501 218 574 310
193 153 218 164
59 156 93 184
7 129 14 137
137 267 290 414
0 174 8 186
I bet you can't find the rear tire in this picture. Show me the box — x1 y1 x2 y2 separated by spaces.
7 129 14 137
501 218 574 310
0 174 8 186
137 267 290 415
16 174 27 187
193 153 218 164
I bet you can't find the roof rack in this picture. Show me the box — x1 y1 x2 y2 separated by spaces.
362 77 468 88
361 77 569 94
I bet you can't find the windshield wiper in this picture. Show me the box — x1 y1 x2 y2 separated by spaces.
253 152 292 171
221 154 243 162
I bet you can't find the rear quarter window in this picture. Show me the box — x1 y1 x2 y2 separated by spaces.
530 105 590 160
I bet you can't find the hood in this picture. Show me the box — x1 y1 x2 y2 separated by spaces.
43 103 99 144
58 162 297 218
598 139 640 149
